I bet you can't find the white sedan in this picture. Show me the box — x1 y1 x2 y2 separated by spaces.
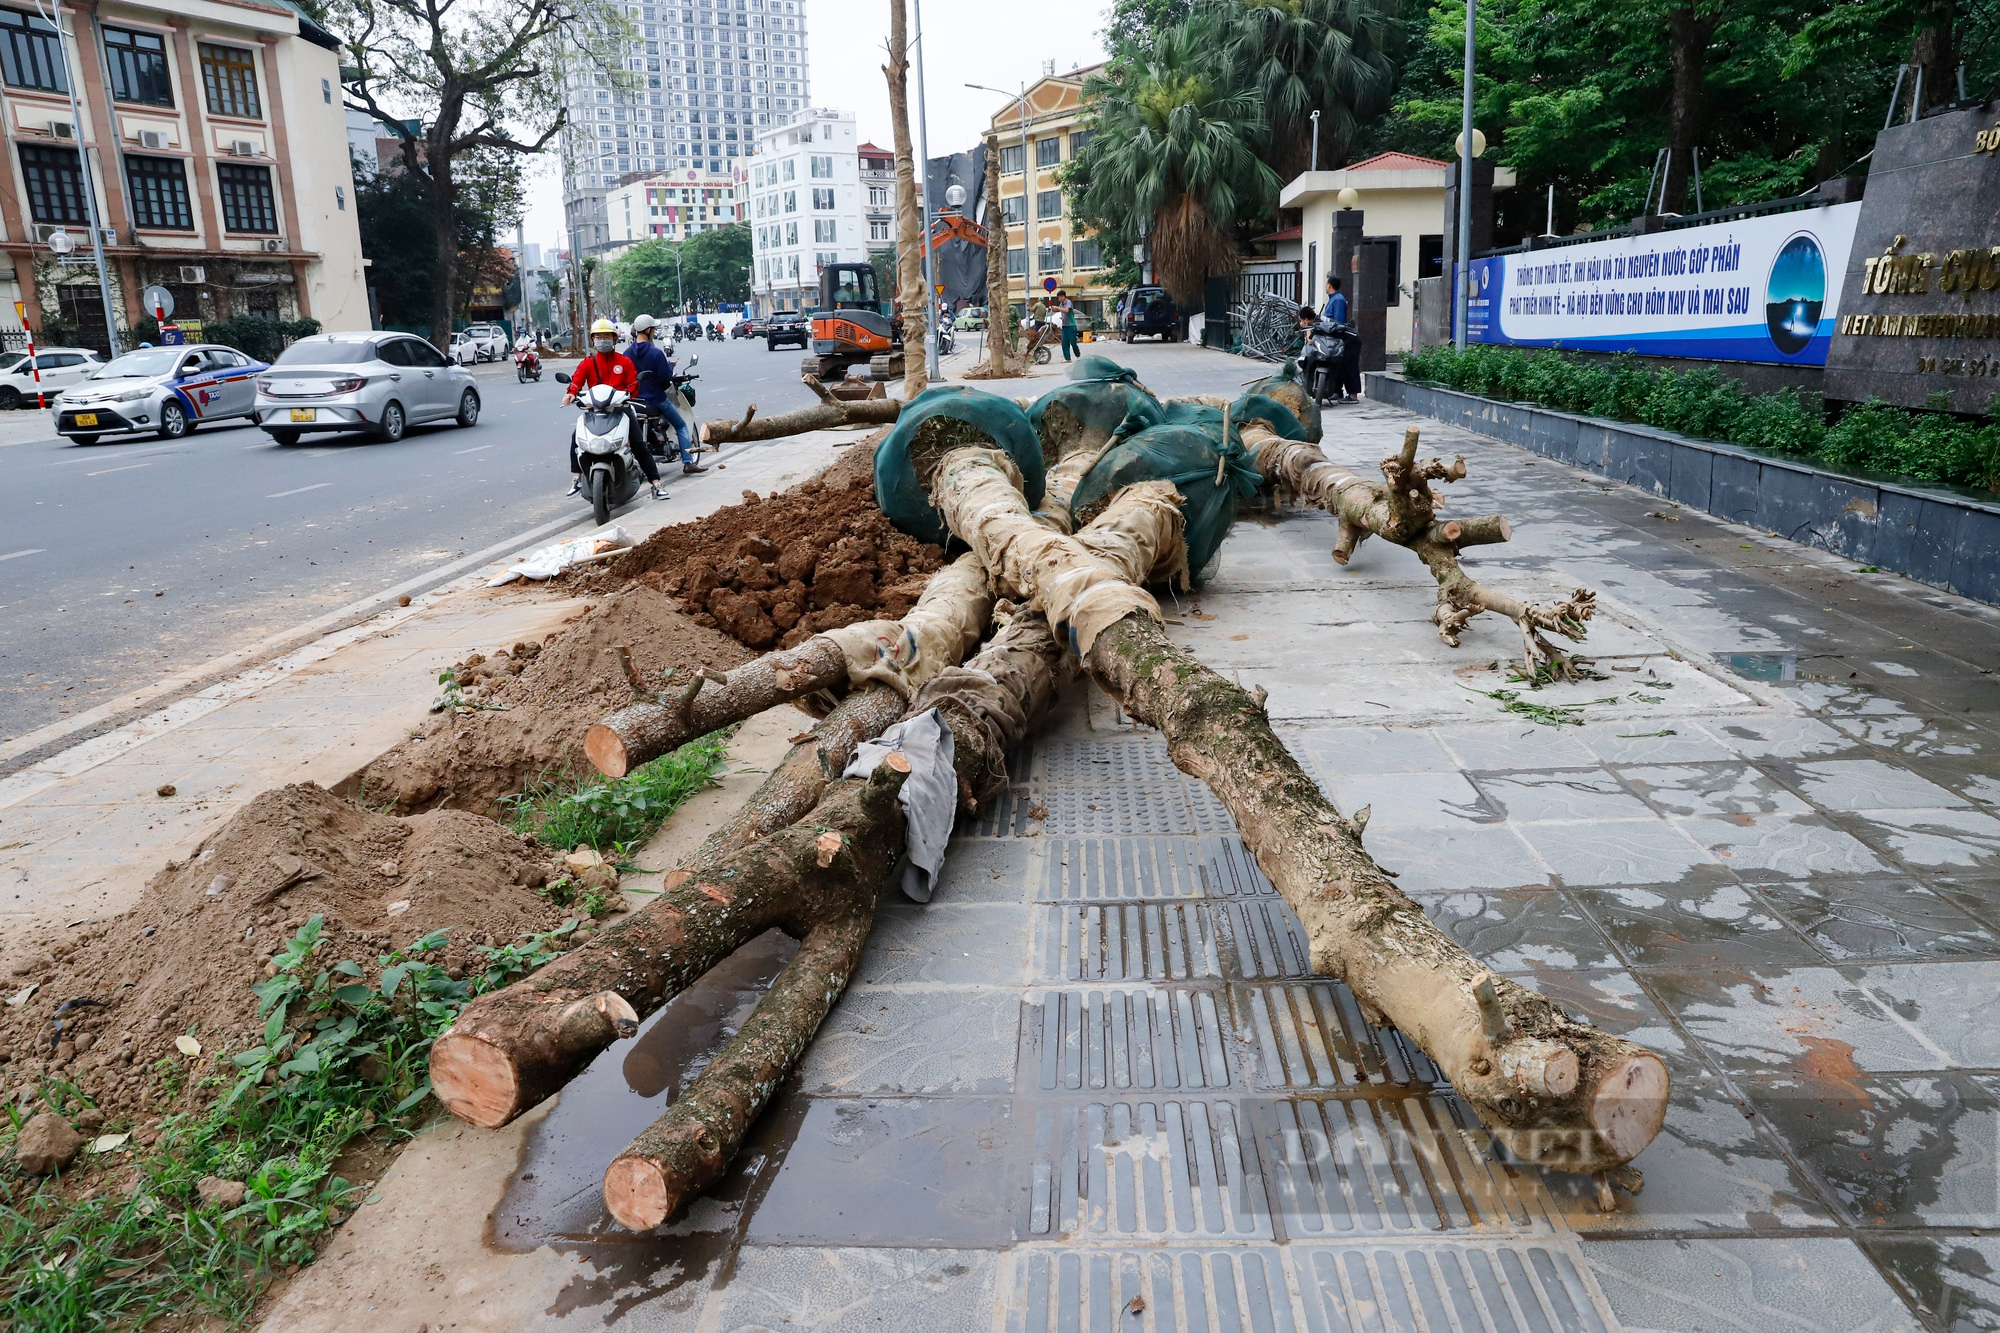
0 347 103 409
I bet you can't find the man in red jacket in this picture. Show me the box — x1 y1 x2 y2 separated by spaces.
564 319 666 499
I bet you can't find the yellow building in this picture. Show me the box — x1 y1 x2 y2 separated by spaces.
985 67 1116 324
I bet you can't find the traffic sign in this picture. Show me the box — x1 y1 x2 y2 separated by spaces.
142 285 175 319
1042 277 1058 292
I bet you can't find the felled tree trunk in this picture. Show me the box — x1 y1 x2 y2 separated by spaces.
885 0 927 396
588 553 991 776
1242 423 1597 680
601 606 1072 1228
700 378 902 446
928 445 1668 1176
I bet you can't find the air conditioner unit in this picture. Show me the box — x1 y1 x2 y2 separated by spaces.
261 237 287 253
138 129 168 150
49 121 75 140
229 139 258 157
178 265 206 283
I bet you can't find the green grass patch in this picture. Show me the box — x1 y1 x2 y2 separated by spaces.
1402 344 2000 494
502 729 731 858
1 917 578 1331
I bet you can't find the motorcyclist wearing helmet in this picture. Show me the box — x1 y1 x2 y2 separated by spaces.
565 317 667 500
626 314 705 475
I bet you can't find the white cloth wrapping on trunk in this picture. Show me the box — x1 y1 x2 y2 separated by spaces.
842 707 958 903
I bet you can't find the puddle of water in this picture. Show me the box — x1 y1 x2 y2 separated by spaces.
1722 652 1797 682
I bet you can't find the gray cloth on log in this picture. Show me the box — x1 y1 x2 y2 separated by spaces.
842 707 958 903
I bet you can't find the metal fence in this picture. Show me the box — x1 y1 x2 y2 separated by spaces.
1202 269 1302 351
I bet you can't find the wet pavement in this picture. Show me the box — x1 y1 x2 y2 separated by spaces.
492 344 2000 1330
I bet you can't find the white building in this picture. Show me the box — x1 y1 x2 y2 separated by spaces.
561 0 812 260
747 108 864 313
606 166 746 252
858 140 893 255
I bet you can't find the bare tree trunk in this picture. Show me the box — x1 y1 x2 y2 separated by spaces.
1659 9 1716 214
885 0 928 395
1910 0 1956 115
428 146 459 349
1242 424 1596 679
984 133 1011 378
926 446 1669 1178
699 378 903 446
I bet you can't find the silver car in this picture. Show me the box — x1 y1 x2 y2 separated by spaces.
51 344 265 443
254 332 481 444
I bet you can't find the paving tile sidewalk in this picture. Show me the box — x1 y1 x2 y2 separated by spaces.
0 429 849 967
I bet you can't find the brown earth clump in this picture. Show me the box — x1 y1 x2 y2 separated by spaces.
602 448 945 652
356 587 751 815
0 784 577 1124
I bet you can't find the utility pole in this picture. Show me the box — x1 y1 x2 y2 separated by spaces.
1310 109 1320 173
1454 0 1476 348
913 0 939 380
36 0 119 356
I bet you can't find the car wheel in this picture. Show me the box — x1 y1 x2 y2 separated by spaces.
0 386 18 410
270 428 301 445
456 389 480 427
70 433 100 446
374 400 406 443
157 400 191 439
767 340 777 351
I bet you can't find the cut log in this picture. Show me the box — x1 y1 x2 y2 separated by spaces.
700 377 903 446
927 445 1669 1174
587 552 991 777
1243 423 1597 680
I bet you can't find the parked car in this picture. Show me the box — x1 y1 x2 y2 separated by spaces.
448 331 480 366
765 310 810 351
254 332 480 445
458 324 508 362
51 344 265 444
732 317 760 339
1119 286 1181 342
0 348 103 409
954 306 987 331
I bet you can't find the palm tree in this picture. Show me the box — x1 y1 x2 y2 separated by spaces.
1207 0 1399 181
1070 18 1278 306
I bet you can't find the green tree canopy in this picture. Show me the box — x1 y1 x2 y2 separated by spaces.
607 225 753 317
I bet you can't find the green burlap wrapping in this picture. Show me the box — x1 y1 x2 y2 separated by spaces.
1069 413 1264 582
1227 391 1310 442
1244 363 1322 443
875 386 1046 546
1026 357 1164 463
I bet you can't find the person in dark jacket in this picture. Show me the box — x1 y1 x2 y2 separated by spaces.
626 314 705 474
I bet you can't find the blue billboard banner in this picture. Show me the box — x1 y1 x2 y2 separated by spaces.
1459 202 1862 365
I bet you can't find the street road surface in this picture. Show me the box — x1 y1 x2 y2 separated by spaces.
0 335 828 749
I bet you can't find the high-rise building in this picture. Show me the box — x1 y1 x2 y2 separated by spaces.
605 165 747 256
747 108 863 314
561 0 811 260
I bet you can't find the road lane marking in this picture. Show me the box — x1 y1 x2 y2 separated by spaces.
267 482 332 498
86 463 148 477
454 444 494 454
0 548 45 562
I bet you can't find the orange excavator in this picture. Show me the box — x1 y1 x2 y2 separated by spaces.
805 262 902 382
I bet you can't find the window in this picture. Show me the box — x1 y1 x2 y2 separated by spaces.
216 162 277 232
813 217 836 242
104 26 172 106
1005 247 1025 276
125 155 192 229
782 188 795 212
1068 129 1093 157
809 153 831 177
199 42 259 118
1072 238 1102 269
785 219 797 245
1038 242 1063 270
1036 189 1061 219
1035 136 1059 167
999 143 1023 174
999 195 1025 226
0 8 64 92
868 217 889 242
18 145 86 224
811 186 832 209
867 185 887 207
814 249 837 270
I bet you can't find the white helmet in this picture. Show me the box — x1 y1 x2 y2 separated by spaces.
630 314 657 334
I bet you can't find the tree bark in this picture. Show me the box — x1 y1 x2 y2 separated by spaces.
1241 423 1596 679
885 0 928 395
1910 0 1956 116
428 144 460 349
1660 9 1716 214
588 552 991 777
927 445 1669 1176
602 607 1072 1228
699 378 903 446
984 133 1012 378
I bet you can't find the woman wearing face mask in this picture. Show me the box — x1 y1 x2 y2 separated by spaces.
564 317 668 500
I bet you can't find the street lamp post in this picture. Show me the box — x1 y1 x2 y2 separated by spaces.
912 0 940 380
1310 109 1321 173
1454 0 1477 348
966 80 1031 342
34 0 119 357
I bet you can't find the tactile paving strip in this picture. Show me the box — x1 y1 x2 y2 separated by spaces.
1044 838 1212 901
1025 987 1235 1092
1232 982 1443 1090
1037 735 1180 785
1006 1246 1296 1333
1041 786 1199 836
1031 1098 1272 1240
1293 1241 1616 1332
1035 902 1224 984
1216 899 1314 979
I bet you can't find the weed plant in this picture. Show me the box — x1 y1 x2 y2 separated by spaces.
1402 344 2000 492
503 730 730 856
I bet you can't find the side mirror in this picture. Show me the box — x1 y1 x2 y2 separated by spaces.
554 371 571 384
688 354 698 368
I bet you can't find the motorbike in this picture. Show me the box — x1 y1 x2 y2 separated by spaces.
1020 317 1056 366
1300 318 1352 405
556 372 646 525
515 345 542 383
633 355 716 468
706 323 724 342
935 321 956 356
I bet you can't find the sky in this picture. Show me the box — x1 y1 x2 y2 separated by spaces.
521 0 1113 254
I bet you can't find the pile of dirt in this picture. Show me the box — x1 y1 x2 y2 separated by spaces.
605 454 946 651
357 587 751 815
0 784 576 1124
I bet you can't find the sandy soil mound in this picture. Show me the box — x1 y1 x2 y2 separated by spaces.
0 785 574 1123
603 458 945 652
357 587 751 815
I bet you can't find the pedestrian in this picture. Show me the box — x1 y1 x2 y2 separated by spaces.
1055 289 1079 363
564 317 669 500
1321 277 1362 403
626 314 705 475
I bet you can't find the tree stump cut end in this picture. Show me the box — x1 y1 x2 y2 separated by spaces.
430 1032 524 1129
604 1155 677 1231
1587 1052 1671 1163
584 724 631 779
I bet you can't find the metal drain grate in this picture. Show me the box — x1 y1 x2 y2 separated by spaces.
1036 902 1224 983
1293 1241 1616 1332
1031 1099 1272 1240
1233 983 1441 1089
1026 987 1235 1092
1006 1246 1296 1333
